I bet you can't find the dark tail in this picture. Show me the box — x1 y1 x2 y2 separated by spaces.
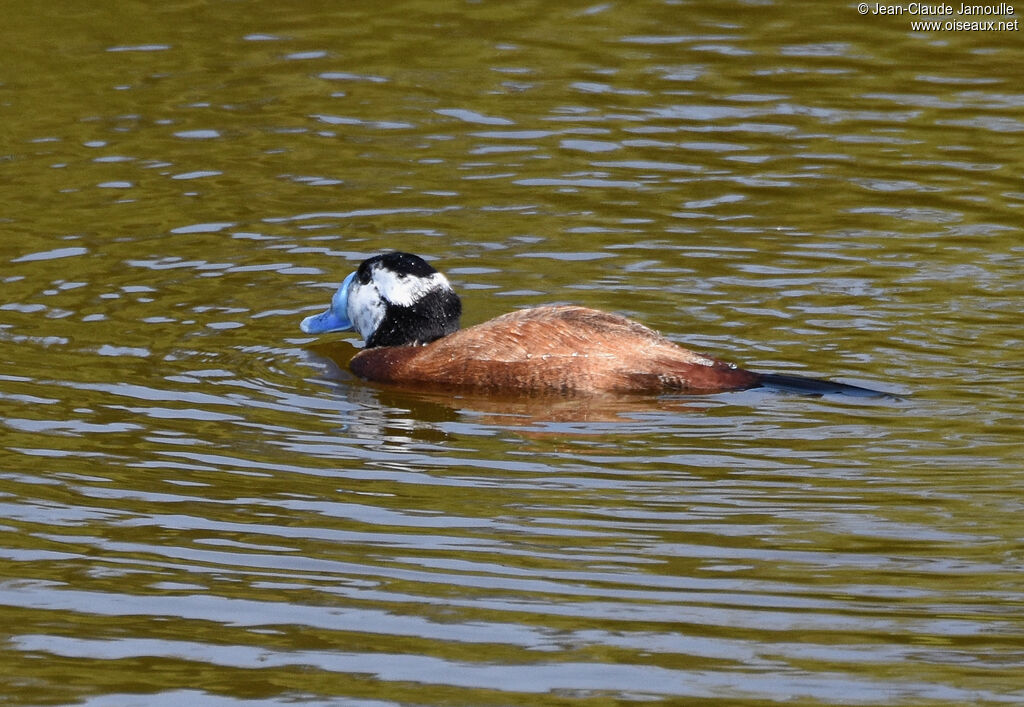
755 372 895 399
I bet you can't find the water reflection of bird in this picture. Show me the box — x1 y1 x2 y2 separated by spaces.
300 252 886 398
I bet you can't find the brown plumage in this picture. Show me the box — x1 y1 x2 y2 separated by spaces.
349 305 760 393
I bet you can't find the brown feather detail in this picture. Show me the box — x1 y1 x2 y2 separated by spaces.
349 305 760 394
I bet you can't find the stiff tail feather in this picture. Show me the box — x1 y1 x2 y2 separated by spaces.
755 372 894 398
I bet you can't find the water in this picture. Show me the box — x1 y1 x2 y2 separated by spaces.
2 1 1023 704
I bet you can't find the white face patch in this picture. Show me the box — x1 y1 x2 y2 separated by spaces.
346 279 386 341
371 267 450 307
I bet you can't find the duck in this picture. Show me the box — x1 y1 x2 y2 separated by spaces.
299 251 887 397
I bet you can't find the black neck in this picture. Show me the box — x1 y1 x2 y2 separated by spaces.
366 288 462 348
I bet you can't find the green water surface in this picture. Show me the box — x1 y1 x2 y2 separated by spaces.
2 1 1022 705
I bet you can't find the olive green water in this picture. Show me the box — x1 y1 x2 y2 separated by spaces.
2 1 1023 705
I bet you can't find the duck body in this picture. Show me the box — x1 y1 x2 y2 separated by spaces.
349 304 760 393
300 252 886 397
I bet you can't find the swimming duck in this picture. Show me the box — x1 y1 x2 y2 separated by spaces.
300 252 884 397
